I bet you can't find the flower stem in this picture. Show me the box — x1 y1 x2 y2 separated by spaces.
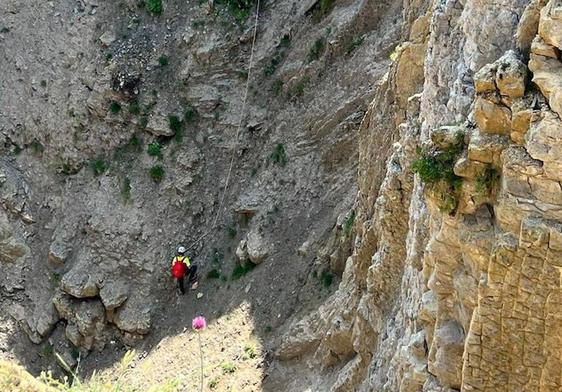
198 332 204 392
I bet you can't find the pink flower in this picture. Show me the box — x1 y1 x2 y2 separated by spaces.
192 316 207 331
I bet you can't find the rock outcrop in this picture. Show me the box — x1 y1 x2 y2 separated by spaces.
277 0 562 391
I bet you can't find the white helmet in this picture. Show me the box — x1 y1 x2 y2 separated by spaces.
177 245 186 255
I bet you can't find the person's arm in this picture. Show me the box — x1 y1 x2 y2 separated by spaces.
171 257 176 266
185 256 191 268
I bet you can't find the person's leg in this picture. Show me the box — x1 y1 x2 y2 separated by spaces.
188 264 198 283
177 277 185 294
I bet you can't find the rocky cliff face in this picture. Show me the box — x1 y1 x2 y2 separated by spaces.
277 0 562 391
1 0 561 391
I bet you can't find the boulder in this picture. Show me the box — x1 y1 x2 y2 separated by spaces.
474 63 497 94
467 131 510 166
145 113 174 137
113 293 151 335
495 51 528 98
48 241 71 266
538 0 562 49
531 68 562 118
531 36 559 58
0 211 29 263
246 231 270 264
474 97 512 135
61 268 99 298
99 281 129 310
526 110 562 165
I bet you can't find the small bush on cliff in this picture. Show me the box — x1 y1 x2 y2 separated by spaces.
147 142 162 158
475 165 501 194
146 0 163 15
214 0 256 23
308 37 326 63
90 159 108 176
344 211 355 236
149 165 165 182
412 132 464 189
269 143 288 166
412 132 466 214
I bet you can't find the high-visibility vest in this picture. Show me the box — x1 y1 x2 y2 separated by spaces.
171 255 190 267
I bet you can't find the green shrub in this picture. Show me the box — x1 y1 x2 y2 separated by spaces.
231 263 254 280
40 80 47 88
30 139 44 154
215 0 256 23
147 142 162 157
184 106 198 122
139 116 149 128
129 135 142 149
319 0 335 15
279 34 291 48
209 378 219 389
345 36 364 55
207 269 221 279
168 115 183 134
146 0 163 14
412 132 466 214
439 193 458 214
121 177 132 202
412 132 465 189
321 271 334 288
90 158 109 176
308 37 326 62
344 211 355 236
149 165 165 182
265 325 273 333
264 55 282 77
212 250 224 265
243 344 257 359
41 343 54 357
128 100 141 115
475 165 501 194
109 101 121 114
221 362 237 374
158 55 169 66
270 143 288 166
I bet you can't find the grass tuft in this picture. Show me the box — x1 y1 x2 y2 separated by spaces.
475 165 501 194
269 143 288 166
321 270 334 288
220 362 237 374
109 101 121 114
231 263 254 280
344 211 355 236
90 158 109 176
146 0 163 14
147 142 162 158
308 37 326 63
149 165 165 182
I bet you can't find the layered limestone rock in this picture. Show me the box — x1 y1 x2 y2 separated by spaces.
278 0 561 391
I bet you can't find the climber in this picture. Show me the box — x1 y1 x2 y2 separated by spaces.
171 245 198 295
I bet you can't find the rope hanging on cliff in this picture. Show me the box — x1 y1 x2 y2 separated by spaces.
187 0 261 252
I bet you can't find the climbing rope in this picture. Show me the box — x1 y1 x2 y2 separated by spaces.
187 0 261 252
